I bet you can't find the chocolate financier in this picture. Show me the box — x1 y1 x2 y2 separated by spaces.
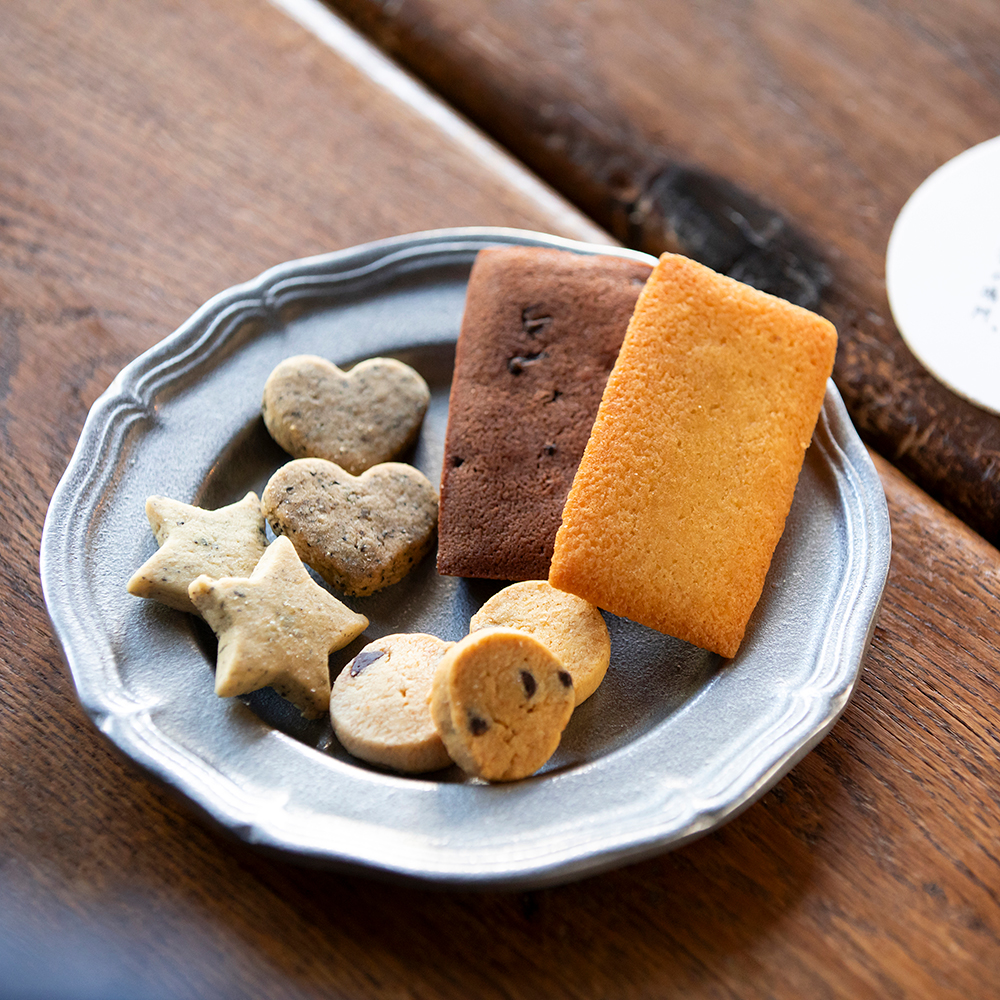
437 246 651 580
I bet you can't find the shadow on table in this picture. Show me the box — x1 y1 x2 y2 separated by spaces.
2 711 855 1000
235 735 848 999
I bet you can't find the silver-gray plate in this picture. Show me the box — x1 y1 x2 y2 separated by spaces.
40 228 891 890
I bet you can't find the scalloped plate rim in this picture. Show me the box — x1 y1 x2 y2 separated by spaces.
40 227 891 889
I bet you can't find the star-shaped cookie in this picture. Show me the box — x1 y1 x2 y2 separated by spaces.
126 492 268 613
188 535 369 718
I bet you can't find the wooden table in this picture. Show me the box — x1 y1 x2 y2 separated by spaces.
334 0 1000 547
3 1 1000 997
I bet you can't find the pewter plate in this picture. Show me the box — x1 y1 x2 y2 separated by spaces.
40 228 891 889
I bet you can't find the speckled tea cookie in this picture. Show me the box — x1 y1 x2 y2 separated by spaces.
262 354 430 475
126 491 268 613
469 580 610 706
188 536 369 719
330 633 454 773
262 457 438 597
430 627 575 782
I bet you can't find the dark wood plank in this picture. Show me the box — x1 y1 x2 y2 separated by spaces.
328 0 1000 546
4 1 1000 998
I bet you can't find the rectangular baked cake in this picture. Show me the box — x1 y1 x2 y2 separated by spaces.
437 246 653 580
548 252 838 658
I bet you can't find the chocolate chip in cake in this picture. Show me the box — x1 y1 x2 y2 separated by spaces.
520 670 537 697
507 352 547 375
521 306 552 336
558 670 573 688
468 715 490 736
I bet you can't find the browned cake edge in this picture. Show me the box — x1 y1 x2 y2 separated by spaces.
549 253 837 657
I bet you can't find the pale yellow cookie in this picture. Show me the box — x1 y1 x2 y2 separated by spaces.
188 536 369 719
126 492 267 613
262 457 438 597
330 633 454 773
430 627 574 782
469 581 610 706
262 354 430 475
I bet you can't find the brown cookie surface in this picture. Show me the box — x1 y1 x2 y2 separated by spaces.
437 246 652 581
430 627 575 782
262 354 430 475
262 457 438 597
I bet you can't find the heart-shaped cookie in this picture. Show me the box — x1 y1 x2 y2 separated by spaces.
262 457 438 596
261 355 430 476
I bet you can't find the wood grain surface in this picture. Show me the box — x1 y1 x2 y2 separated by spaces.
3 1 1000 998
327 0 1000 547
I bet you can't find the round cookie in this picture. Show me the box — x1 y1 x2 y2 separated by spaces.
330 633 454 773
431 627 575 782
262 355 429 476
262 457 438 596
469 580 610 706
